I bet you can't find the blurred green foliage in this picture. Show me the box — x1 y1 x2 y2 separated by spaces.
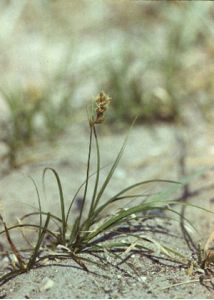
0 0 213 166
0 79 74 167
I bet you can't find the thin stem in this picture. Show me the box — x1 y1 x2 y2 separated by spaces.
65 162 111 225
91 117 137 213
90 126 100 212
84 125 100 231
28 176 42 237
72 126 93 242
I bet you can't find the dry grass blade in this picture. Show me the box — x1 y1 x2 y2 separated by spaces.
3 221 26 270
0 215 51 285
158 279 212 291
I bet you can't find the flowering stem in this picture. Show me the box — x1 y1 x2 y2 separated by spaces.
83 125 100 231
74 125 93 241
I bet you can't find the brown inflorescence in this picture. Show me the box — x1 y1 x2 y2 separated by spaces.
92 91 111 125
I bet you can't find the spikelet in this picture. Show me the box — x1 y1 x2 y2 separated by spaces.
90 91 111 125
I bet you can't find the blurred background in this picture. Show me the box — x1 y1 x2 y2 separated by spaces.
0 0 214 171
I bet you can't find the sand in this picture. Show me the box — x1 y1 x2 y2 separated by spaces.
1 120 214 298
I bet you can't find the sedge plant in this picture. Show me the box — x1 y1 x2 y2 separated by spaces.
1 92 212 285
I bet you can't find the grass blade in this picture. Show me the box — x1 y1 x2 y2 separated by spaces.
21 211 62 223
92 118 137 211
0 223 58 240
91 179 180 222
84 202 162 243
43 168 66 243
70 127 93 242
3 222 25 270
0 269 24 286
27 213 50 270
65 162 111 224
84 167 213 243
28 176 42 237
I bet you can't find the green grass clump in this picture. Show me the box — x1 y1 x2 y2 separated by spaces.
0 86 42 167
0 77 74 168
103 52 179 125
39 83 74 141
0 92 212 285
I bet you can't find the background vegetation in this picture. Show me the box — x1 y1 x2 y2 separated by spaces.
0 0 213 163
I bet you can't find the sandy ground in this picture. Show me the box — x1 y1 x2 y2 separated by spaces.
0 117 214 298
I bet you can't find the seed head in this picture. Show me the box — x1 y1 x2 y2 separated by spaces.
91 91 111 125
